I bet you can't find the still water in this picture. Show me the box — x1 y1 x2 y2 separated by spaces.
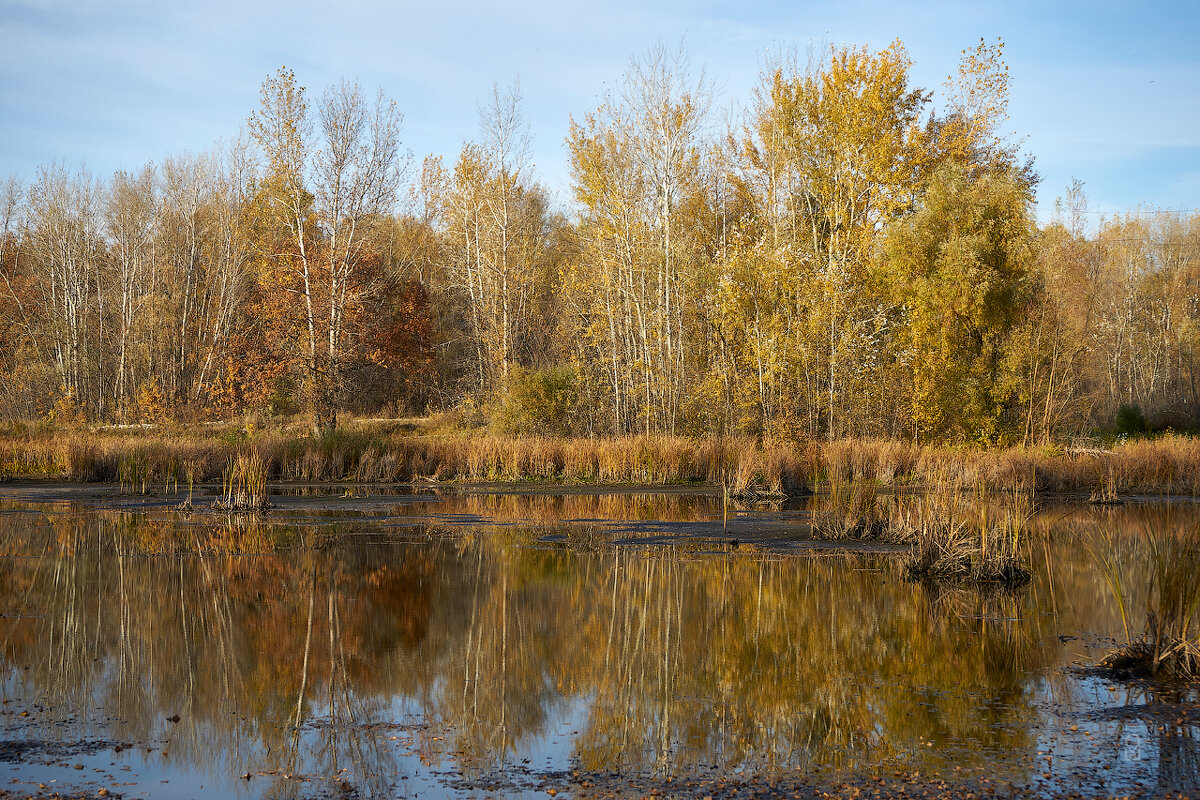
0 485 1197 798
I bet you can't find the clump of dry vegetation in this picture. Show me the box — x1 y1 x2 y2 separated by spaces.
1084 513 1200 679
809 468 1034 586
811 479 895 540
898 482 1033 585
213 452 271 511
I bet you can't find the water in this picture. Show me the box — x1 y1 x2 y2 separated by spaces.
0 484 1197 798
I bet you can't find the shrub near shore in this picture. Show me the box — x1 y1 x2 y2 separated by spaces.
1 422 1199 496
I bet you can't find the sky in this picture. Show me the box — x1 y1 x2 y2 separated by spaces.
1 0 1198 227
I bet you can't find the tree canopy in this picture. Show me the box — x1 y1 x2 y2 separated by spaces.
1 40 1196 443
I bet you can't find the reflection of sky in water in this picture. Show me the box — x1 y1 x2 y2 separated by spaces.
0 494 1198 797
1027 674 1200 797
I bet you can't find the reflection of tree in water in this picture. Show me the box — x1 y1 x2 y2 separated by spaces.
419 536 565 776
560 550 1053 778
3 503 1197 792
1149 686 1200 795
389 490 725 525
0 515 424 798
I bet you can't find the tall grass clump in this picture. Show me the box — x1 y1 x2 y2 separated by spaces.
811 479 895 540
1083 512 1200 678
693 438 810 499
899 480 1033 586
822 438 918 486
1087 459 1122 504
214 452 271 511
60 436 103 481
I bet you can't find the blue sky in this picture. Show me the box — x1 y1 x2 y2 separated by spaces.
2 0 1197 226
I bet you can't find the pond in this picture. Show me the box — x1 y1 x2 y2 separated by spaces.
0 483 1197 798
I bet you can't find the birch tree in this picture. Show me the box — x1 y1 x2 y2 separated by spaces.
249 68 407 433
313 79 406 428
567 43 712 435
28 165 104 416
105 166 157 416
443 82 556 394
191 137 256 405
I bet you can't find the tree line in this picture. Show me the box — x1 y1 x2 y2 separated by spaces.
0 39 1197 442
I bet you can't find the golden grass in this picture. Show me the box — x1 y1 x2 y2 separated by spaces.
808 468 1034 585
898 481 1034 585
214 452 270 511
811 480 895 541
0 425 1197 497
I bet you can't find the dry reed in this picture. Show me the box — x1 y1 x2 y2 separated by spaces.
213 452 271 511
0 426 1197 498
899 482 1033 585
1082 512 1200 678
811 480 894 540
811 472 1034 585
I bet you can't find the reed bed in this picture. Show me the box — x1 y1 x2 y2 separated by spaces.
0 425 1197 497
0 429 815 493
808 472 1034 585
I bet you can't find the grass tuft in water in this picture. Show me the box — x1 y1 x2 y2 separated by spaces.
900 481 1033 586
213 452 271 511
1085 512 1200 679
811 479 894 540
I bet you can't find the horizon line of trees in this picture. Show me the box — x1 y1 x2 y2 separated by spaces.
0 39 1197 443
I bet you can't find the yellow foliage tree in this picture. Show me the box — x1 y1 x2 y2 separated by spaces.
883 164 1036 442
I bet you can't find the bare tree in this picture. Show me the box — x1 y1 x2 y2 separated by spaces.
443 81 554 392
105 166 157 417
250 68 407 433
567 43 712 434
314 79 407 428
28 164 104 415
0 177 30 346
158 152 211 406
192 135 256 404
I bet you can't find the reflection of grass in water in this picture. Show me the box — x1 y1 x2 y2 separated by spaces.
1081 510 1200 678
919 580 1043 682
390 491 724 525
94 511 302 554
